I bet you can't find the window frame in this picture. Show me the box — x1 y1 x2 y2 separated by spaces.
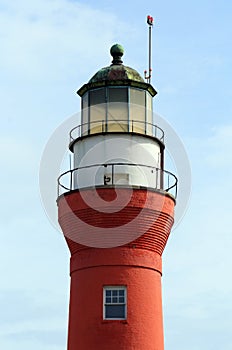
103 286 127 320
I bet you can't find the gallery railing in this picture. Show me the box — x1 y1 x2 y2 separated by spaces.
69 119 164 143
58 162 177 198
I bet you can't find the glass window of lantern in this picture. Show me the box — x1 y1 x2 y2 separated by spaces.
89 88 106 134
108 87 129 132
129 88 146 134
81 92 89 136
146 92 153 136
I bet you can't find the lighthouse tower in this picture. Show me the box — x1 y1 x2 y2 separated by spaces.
57 44 177 350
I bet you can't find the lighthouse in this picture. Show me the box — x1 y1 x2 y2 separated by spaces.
57 44 177 350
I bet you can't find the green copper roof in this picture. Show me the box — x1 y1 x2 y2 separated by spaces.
77 44 157 97
89 64 144 83
88 44 144 84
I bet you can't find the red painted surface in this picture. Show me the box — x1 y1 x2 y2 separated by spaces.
57 188 175 350
58 188 174 251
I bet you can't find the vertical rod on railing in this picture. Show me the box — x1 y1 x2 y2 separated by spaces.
112 164 114 185
156 168 158 189
70 169 73 191
132 120 134 132
168 174 170 190
160 168 163 190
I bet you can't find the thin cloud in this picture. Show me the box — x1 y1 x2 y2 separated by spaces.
0 0 136 82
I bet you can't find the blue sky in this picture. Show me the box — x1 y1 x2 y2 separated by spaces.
1 0 232 349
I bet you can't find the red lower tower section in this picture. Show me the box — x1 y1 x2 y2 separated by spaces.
58 188 175 350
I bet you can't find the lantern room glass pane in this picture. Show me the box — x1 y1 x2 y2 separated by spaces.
89 88 106 134
81 92 89 136
108 87 128 132
146 92 153 136
130 88 146 134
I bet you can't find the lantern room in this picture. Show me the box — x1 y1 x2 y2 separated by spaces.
58 44 177 198
74 44 158 138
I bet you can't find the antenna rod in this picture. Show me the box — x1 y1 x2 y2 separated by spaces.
144 15 154 84
148 19 152 83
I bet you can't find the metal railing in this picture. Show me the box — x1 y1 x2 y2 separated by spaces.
57 162 177 198
69 120 164 143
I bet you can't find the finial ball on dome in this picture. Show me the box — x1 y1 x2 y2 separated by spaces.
110 44 124 65
110 44 124 57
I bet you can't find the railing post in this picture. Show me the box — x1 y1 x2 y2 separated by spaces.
70 170 73 191
156 168 158 189
112 164 114 185
160 169 164 190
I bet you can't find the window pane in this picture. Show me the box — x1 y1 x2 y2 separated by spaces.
112 297 117 303
81 92 88 136
89 88 106 105
105 305 125 319
106 290 111 297
112 290 118 297
119 290 124 296
108 88 128 132
146 92 153 136
106 297 111 303
89 88 106 134
119 297 124 303
130 88 146 133
109 87 128 103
